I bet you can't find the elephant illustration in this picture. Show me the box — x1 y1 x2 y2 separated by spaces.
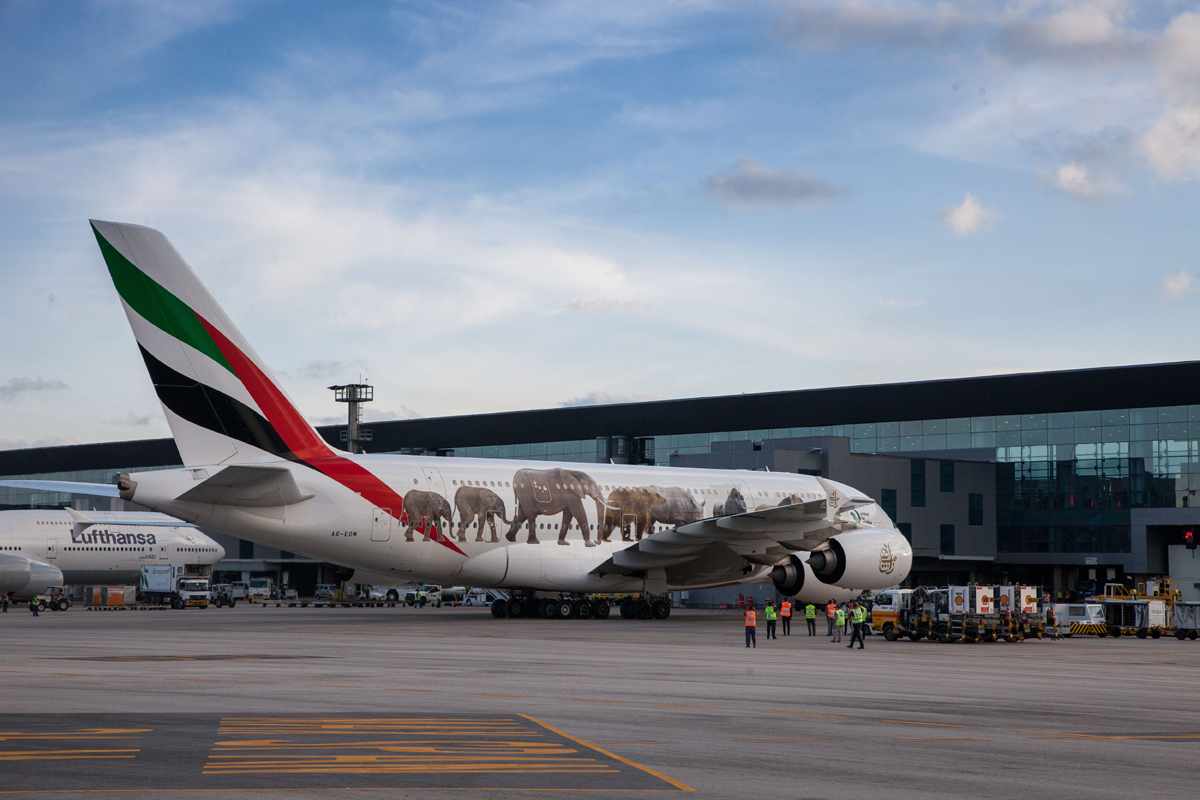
648 486 703 527
454 485 509 543
506 468 605 546
713 487 746 517
600 486 666 542
402 489 452 543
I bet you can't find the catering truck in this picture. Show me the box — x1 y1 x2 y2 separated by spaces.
139 565 211 608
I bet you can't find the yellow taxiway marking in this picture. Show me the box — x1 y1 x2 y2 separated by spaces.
519 714 696 794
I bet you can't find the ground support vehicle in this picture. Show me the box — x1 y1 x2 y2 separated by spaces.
246 577 273 603
887 585 1042 642
1101 598 1168 639
139 566 211 608
209 584 238 607
1053 603 1106 636
1173 602 1200 640
464 588 508 607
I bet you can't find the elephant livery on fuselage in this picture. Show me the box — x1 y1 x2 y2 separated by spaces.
400 466 740 548
506 468 606 547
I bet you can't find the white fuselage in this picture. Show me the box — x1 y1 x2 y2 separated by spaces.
0 510 225 586
128 453 890 600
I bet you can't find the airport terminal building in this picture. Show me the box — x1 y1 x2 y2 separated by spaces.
4 360 1200 600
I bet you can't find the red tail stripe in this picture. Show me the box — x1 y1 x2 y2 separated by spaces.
197 317 466 558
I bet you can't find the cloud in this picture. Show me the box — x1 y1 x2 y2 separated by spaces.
0 377 68 402
106 412 157 428
1052 161 1119 199
1162 271 1194 299
705 159 841 206
1140 12 1200 179
284 360 370 382
307 406 422 426
942 193 994 236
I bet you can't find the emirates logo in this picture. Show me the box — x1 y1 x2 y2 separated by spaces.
879 543 897 574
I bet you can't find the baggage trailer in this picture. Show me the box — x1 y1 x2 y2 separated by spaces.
1102 598 1168 639
1173 602 1200 641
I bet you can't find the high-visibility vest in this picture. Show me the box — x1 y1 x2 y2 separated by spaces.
780 601 792 617
826 602 837 618
804 604 817 619
765 605 778 621
852 606 867 623
744 609 757 627
835 608 847 625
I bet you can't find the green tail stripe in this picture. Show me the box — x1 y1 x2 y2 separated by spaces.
93 225 233 375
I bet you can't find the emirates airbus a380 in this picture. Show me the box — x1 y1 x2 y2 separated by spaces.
6 220 911 620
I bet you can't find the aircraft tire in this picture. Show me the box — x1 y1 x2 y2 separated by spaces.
652 599 671 619
506 598 525 618
541 599 557 619
575 599 593 620
491 598 508 618
593 600 611 619
1190 630 1199 641
637 602 653 620
557 600 574 619
386 589 399 602
1151 628 1161 639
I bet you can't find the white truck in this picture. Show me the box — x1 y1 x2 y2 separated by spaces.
139 565 211 608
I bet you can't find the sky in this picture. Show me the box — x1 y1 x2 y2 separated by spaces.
0 0 1198 450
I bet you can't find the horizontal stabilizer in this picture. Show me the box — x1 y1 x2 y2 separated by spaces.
0 479 120 498
175 465 313 507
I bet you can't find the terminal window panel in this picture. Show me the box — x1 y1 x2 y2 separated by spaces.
940 460 955 493
940 524 956 555
910 460 926 508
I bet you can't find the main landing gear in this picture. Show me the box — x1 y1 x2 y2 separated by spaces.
490 592 671 620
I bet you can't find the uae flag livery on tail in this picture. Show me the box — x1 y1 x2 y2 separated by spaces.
91 220 464 557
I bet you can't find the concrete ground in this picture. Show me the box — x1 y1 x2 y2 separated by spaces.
1 605 1197 799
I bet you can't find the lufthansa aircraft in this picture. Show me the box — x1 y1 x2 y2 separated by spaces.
0 509 224 603
5 221 911 619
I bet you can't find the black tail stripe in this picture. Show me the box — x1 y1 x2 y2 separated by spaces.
138 345 294 460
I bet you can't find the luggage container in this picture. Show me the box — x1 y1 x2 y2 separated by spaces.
1173 602 1200 641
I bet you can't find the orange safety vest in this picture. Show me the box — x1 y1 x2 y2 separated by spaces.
744 609 757 627
826 601 837 618
780 601 792 618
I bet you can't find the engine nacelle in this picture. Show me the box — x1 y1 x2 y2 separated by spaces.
806 528 912 590
770 554 808 596
0 553 64 598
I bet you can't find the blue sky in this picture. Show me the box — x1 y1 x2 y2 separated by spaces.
0 0 1198 448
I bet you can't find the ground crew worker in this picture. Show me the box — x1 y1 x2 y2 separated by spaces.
833 605 846 643
825 599 837 635
804 602 817 635
744 603 757 648
764 600 778 640
848 601 866 649
28 597 39 617
843 602 852 634
1 593 8 613
780 598 793 636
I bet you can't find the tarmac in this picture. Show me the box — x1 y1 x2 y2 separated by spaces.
2 605 1197 799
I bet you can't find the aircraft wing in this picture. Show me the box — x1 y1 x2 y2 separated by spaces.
599 499 838 574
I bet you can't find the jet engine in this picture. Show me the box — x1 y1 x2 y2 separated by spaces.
0 553 64 598
770 554 809 596
805 527 912 589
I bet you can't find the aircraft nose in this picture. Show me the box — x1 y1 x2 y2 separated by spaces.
216 542 226 560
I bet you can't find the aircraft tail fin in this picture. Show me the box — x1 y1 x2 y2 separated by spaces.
90 220 334 468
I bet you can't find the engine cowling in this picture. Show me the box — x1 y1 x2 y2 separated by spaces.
770 554 808 596
805 528 912 589
0 553 64 598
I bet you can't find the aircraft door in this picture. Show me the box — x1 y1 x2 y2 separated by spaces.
371 508 394 542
